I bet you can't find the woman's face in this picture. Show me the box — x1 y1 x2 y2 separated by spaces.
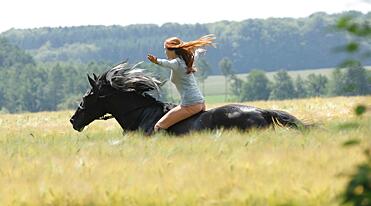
165 48 177 60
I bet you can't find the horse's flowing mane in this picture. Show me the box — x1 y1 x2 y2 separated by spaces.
100 60 176 112
104 61 164 98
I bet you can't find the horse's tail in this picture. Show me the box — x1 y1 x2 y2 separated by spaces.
262 109 309 129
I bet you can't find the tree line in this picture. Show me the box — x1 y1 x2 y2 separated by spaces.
189 56 370 102
226 64 370 102
1 11 371 74
0 45 369 113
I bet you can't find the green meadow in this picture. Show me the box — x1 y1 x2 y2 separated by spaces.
0 96 370 205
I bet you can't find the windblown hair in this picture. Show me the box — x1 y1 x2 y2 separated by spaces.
164 34 216 74
105 61 164 97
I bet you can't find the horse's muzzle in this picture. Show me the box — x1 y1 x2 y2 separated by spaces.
70 118 85 132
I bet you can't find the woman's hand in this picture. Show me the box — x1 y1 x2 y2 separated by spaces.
147 54 158 64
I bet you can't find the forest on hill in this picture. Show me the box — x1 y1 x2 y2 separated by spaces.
0 11 370 113
2 11 370 74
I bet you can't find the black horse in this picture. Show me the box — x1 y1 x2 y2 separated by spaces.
70 61 306 136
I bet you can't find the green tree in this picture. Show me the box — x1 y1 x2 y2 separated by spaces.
328 68 345 96
195 58 211 94
0 90 3 110
294 75 307 98
241 70 271 101
3 64 46 112
269 70 296 100
305 74 328 97
342 64 369 96
0 37 35 68
328 64 369 96
230 75 244 101
46 64 65 110
219 57 234 101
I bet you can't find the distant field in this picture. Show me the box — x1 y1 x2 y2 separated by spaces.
0 96 370 205
166 66 371 100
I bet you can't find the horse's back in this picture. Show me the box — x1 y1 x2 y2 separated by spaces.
195 104 270 130
168 104 269 135
166 103 303 135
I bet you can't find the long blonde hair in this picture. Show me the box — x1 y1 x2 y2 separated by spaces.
164 34 216 74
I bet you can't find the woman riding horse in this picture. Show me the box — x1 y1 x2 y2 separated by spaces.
147 35 215 133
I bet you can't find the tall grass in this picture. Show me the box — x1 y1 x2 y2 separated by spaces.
0 96 370 205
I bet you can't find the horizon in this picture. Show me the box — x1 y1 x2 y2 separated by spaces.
1 0 370 33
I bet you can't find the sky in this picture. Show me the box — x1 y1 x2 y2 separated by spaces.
0 0 370 33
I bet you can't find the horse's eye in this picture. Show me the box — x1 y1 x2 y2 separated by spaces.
78 102 84 109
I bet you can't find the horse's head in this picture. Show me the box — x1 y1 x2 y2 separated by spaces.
70 74 107 132
70 61 164 132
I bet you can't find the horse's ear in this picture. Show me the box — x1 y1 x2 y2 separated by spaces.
93 73 98 81
87 74 98 92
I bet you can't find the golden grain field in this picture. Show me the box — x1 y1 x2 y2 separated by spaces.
0 96 370 206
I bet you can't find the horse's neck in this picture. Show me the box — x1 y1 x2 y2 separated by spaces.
116 105 167 134
108 96 169 133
